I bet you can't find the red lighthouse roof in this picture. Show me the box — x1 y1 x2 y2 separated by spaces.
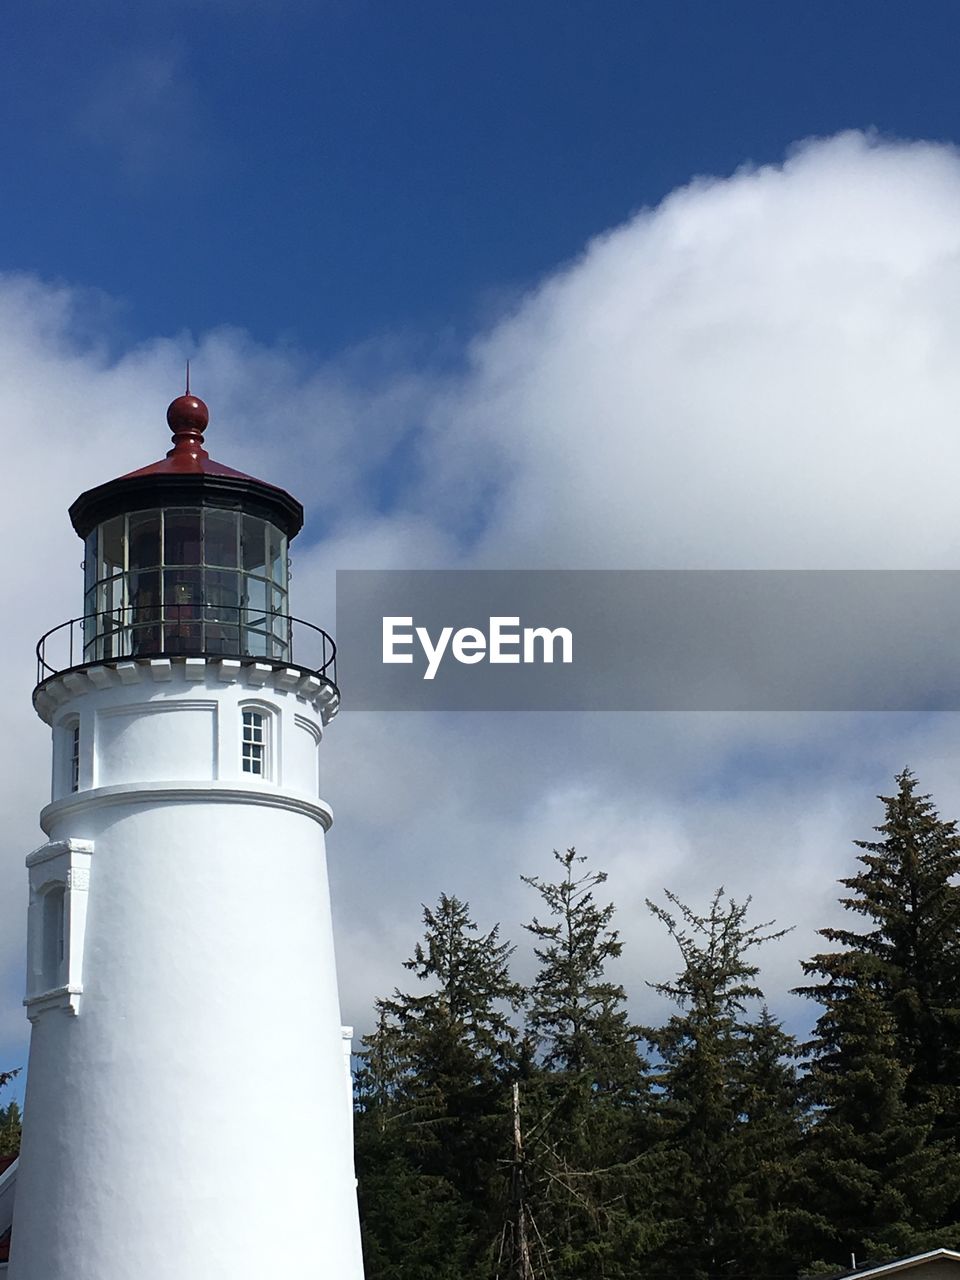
121 393 261 482
69 389 304 539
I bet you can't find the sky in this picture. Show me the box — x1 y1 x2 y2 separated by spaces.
7 2 960 1097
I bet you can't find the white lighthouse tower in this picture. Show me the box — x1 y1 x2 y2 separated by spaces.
8 391 364 1278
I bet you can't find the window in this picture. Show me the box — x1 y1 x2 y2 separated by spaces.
70 722 80 792
242 708 266 776
41 885 65 991
25 838 93 1019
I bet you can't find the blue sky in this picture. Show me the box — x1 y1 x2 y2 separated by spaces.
9 4 960 1095
5 1 960 356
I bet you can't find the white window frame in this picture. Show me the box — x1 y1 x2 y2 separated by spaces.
240 702 274 781
24 838 93 1019
70 721 80 793
54 716 81 799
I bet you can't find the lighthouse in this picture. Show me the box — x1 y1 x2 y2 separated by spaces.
8 391 364 1279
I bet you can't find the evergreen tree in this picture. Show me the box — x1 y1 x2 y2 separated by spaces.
519 849 656 1279
643 888 801 1280
354 894 523 1278
0 1101 20 1160
795 976 960 1272
798 769 960 1137
0 1071 20 1161
736 1008 807 1277
354 1025 477 1280
795 769 960 1261
523 849 639 1086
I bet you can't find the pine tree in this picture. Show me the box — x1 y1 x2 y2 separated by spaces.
0 1101 20 1160
736 1008 806 1278
354 1032 477 1280
523 849 640 1086
519 849 656 1278
355 894 523 1278
0 1070 20 1161
794 769 960 1261
798 769 960 1142
643 888 801 1280
795 976 960 1272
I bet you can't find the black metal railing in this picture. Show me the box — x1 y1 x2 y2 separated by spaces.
36 606 338 690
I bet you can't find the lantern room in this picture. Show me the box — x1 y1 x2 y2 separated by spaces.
35 389 337 695
79 502 290 661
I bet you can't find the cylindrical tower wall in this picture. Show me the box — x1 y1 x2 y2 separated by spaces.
10 659 361 1280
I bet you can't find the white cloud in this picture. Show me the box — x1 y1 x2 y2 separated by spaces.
421 131 960 570
7 131 960 1079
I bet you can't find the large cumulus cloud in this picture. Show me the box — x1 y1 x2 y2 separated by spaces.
5 132 960 1082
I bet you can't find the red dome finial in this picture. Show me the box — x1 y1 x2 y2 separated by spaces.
166 383 209 461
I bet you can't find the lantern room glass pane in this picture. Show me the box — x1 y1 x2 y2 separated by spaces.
164 510 202 566
99 517 124 577
129 569 161 656
130 569 160 617
243 576 268 616
163 568 202 654
163 567 202 611
98 574 124 616
202 568 240 654
204 510 239 568
241 515 268 577
84 532 97 602
204 568 241 612
268 525 286 584
128 510 161 570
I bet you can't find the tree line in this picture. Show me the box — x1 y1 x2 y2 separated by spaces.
353 769 960 1279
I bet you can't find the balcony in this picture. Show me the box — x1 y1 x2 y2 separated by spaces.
35 606 338 697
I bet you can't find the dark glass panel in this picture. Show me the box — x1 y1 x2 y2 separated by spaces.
128 510 161 570
204 510 239 568
241 515 267 576
163 622 202 654
164 510 202 566
163 568 202 612
100 517 124 576
162 568 202 654
202 569 240 653
267 525 286 586
130 572 162 655
84 532 97 598
130 570 161 622
204 622 240 655
204 569 241 614
82 589 98 659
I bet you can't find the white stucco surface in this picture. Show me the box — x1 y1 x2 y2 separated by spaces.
9 657 363 1280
